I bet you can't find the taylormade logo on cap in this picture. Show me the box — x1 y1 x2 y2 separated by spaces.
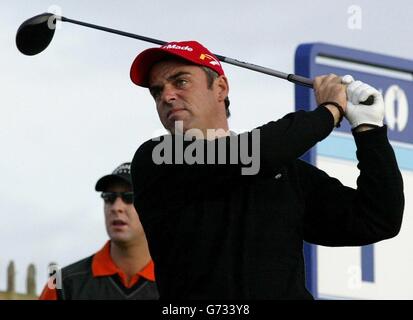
200 53 221 66
130 40 225 87
162 44 194 52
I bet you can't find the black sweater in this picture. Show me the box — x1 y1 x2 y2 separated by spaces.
131 107 404 299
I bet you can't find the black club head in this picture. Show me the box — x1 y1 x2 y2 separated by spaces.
16 13 57 56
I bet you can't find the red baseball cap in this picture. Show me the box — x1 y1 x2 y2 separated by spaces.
130 40 225 87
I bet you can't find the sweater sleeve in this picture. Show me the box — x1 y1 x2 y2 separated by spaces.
301 125 404 246
131 107 335 225
257 106 334 174
132 106 335 179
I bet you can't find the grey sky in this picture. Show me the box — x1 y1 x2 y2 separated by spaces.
1 0 412 295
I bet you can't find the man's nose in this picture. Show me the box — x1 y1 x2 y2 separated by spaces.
110 196 126 212
161 84 178 104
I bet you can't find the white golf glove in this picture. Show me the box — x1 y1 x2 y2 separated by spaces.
341 75 384 129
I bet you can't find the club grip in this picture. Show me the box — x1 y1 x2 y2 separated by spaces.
287 74 314 88
359 95 375 105
287 74 375 105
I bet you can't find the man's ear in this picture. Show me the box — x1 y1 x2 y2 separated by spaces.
215 75 229 103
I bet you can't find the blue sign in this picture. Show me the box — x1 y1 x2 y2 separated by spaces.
295 42 413 298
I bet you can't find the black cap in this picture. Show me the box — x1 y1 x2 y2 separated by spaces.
95 162 132 192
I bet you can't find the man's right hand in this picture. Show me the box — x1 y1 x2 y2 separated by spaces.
313 74 348 126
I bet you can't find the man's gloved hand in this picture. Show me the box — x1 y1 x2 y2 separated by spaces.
341 75 384 129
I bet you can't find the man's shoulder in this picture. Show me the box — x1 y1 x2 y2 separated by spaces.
61 255 94 278
133 136 167 160
132 135 174 174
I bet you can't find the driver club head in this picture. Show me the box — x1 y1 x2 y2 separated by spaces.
16 13 57 56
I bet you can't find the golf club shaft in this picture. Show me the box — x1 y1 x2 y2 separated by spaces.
58 15 314 88
61 16 166 46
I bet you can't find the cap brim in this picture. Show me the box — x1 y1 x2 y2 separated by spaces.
130 47 200 87
95 175 131 192
130 48 174 87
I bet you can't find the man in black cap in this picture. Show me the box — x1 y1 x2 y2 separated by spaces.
39 162 158 300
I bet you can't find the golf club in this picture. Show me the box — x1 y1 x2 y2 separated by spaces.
16 12 374 105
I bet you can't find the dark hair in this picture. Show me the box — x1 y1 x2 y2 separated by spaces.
201 66 231 118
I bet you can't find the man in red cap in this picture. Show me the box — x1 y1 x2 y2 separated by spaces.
129 41 404 299
39 163 158 300
130 41 230 137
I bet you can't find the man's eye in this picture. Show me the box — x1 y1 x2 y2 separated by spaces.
176 79 188 87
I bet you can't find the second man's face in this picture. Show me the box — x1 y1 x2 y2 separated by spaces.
103 182 144 245
148 60 227 134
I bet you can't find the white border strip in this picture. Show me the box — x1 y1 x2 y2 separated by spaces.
316 56 413 81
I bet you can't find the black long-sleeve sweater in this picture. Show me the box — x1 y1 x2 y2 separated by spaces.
131 106 404 299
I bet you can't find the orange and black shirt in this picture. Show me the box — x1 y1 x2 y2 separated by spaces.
39 241 158 300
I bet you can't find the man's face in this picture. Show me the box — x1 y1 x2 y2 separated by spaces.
148 60 229 134
103 181 144 245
